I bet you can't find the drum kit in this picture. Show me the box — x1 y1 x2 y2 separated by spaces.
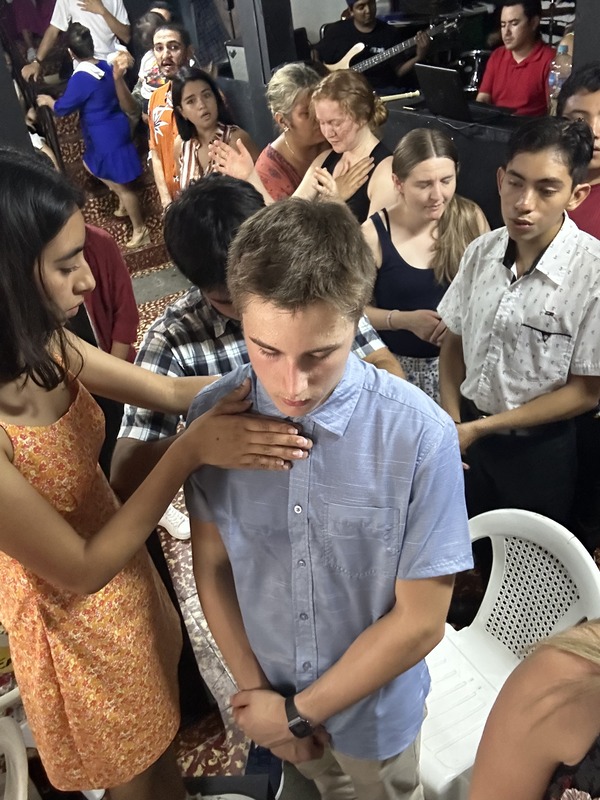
450 49 490 97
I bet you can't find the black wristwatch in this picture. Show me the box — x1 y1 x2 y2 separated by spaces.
285 695 314 739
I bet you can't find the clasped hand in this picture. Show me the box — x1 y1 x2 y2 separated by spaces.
231 688 329 763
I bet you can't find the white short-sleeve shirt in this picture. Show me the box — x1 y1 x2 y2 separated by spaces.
438 215 600 414
50 0 129 60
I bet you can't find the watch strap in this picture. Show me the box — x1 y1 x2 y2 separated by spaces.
284 695 314 739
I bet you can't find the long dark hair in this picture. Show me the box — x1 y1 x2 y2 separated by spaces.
172 66 234 140
0 149 84 389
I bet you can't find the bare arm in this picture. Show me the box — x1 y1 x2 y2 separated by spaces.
111 436 176 500
367 157 398 217
232 574 454 746
78 0 130 43
362 348 405 379
230 128 261 163
0 385 282 595
476 92 492 104
191 518 270 690
109 341 131 360
111 412 314 502
22 25 60 80
457 373 600 453
469 647 600 800
150 149 173 209
394 30 431 79
438 330 465 423
67 332 213 413
113 67 140 116
296 575 453 723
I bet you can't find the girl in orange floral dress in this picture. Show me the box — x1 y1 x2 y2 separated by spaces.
0 150 311 799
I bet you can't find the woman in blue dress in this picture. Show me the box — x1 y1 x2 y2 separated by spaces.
38 23 149 249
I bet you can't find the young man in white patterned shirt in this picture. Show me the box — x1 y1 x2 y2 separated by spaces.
438 116 600 527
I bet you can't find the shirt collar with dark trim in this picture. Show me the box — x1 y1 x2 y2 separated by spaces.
499 214 575 286
251 352 366 439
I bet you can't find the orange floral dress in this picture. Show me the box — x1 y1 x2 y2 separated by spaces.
0 380 182 791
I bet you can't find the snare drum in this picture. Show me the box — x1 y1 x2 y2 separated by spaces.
451 50 491 95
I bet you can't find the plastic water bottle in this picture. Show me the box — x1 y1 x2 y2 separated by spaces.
548 44 572 114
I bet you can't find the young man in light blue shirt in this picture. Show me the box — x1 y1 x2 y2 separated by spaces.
185 199 472 800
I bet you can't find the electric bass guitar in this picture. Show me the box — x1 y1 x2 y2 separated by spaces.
323 19 458 74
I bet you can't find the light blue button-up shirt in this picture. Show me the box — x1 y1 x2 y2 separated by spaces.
185 354 472 759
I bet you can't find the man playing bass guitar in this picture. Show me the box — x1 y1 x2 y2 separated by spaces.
313 0 431 94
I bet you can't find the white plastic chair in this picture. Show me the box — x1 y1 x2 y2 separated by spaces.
0 685 104 800
0 716 41 800
421 508 600 800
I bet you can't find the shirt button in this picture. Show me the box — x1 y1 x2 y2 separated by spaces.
297 559 306 567
294 504 302 514
302 661 311 671
299 613 308 621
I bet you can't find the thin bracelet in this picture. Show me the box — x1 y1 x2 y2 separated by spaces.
386 309 398 330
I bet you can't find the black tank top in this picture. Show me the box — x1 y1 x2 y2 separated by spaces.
322 141 391 223
372 209 447 359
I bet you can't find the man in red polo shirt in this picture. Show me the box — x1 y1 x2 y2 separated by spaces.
476 0 554 116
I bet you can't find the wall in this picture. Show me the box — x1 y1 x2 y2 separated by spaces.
290 0 390 45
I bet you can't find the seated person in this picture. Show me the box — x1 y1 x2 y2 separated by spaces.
184 198 472 797
469 619 600 800
476 0 554 116
313 0 430 94
111 175 403 501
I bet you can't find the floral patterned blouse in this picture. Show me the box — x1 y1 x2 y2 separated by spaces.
545 734 600 800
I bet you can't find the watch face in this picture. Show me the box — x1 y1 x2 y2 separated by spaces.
290 717 313 739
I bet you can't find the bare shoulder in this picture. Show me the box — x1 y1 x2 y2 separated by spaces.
361 214 383 266
368 156 396 214
311 148 332 170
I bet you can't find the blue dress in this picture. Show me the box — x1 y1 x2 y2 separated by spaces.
54 61 142 184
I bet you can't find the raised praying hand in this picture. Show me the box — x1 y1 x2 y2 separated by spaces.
334 155 374 201
77 0 106 15
208 138 254 181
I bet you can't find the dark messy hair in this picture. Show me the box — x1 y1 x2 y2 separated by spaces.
228 199 376 322
172 65 234 140
133 10 166 56
0 148 85 389
499 0 542 20
153 22 191 50
164 174 265 288
498 0 542 38
506 116 593 185
66 22 94 60
557 61 600 117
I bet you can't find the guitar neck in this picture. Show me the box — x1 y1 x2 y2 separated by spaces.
352 22 448 74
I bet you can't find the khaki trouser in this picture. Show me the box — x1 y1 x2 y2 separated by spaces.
295 734 424 800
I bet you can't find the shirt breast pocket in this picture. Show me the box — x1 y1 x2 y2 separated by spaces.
509 318 574 384
323 503 400 580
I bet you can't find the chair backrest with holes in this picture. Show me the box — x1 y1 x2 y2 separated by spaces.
470 509 600 659
0 716 28 800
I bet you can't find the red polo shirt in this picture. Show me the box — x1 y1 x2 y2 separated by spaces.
569 183 600 240
479 40 555 116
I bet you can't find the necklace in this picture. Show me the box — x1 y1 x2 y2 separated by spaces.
283 132 296 160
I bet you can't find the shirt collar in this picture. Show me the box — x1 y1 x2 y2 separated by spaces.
251 353 366 439
500 214 577 286
73 60 104 80
194 289 241 338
